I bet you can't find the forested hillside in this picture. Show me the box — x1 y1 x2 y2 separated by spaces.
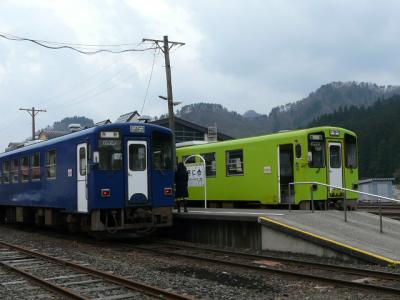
177 82 400 137
309 96 400 179
52 116 94 131
176 103 267 137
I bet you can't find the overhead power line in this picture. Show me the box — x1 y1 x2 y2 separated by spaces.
19 107 46 140
0 32 156 55
142 36 185 170
140 49 159 114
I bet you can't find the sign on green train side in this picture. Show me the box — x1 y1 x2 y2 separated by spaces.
186 163 205 187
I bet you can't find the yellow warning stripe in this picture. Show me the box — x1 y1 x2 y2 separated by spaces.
259 216 400 265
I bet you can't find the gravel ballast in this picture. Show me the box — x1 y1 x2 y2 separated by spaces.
0 225 398 299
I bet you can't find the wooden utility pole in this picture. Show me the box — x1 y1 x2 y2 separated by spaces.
142 35 185 169
19 107 46 140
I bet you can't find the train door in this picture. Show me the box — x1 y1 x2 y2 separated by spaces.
77 143 88 213
126 141 148 204
277 144 294 203
328 142 343 189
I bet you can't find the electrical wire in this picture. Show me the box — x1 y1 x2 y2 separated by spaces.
140 49 159 114
0 32 144 47
36 59 121 106
48 69 138 110
47 66 132 109
0 32 156 55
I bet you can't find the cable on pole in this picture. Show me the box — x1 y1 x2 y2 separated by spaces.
0 32 157 55
140 48 159 114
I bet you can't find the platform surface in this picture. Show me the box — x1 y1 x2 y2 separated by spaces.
173 208 288 221
175 208 400 264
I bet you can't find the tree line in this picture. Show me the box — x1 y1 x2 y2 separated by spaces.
309 95 400 180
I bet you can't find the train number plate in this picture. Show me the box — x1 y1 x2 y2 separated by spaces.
130 125 145 133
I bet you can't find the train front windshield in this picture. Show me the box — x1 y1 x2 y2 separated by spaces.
152 132 173 170
98 137 123 170
345 134 357 168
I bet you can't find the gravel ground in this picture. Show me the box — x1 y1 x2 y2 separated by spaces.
0 225 398 299
0 265 59 300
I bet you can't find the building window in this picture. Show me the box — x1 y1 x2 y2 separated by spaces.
226 149 244 176
20 156 29 182
175 124 205 143
31 153 40 180
2 161 10 184
11 159 19 183
46 150 57 179
201 152 216 177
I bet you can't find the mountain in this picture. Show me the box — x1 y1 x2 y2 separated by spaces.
243 110 262 119
52 116 94 131
309 95 400 179
268 81 400 131
176 103 267 137
176 82 400 137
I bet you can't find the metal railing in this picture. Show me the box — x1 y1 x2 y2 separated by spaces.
288 181 400 233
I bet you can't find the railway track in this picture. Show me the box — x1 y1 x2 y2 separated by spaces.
0 240 193 300
129 240 400 295
358 203 400 220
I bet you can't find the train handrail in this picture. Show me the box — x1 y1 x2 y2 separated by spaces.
288 181 400 234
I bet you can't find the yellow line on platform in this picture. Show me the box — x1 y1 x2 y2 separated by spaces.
258 216 400 265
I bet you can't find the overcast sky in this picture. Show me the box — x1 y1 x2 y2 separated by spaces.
0 0 400 150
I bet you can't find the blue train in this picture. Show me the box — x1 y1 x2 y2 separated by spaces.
0 123 174 233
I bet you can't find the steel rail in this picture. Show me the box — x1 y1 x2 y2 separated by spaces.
0 261 89 300
149 241 400 281
0 240 194 300
132 244 400 295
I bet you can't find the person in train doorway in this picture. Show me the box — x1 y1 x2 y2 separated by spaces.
175 162 189 213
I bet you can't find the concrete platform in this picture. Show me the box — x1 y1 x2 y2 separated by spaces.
168 208 400 265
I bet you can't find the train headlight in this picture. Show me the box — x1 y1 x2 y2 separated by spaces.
164 187 173 196
101 189 111 197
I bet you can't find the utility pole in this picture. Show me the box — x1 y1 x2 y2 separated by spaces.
19 107 46 140
142 35 185 169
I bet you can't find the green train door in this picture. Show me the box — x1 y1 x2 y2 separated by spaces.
278 144 294 204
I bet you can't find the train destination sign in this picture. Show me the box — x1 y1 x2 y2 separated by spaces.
186 163 205 187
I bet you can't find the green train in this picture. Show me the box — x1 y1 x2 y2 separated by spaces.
176 126 358 209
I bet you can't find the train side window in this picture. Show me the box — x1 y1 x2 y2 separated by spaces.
2 161 10 184
295 144 302 159
31 153 40 181
129 144 146 171
201 152 216 177
226 149 244 176
20 156 29 182
46 150 57 179
345 134 358 168
10 159 19 183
